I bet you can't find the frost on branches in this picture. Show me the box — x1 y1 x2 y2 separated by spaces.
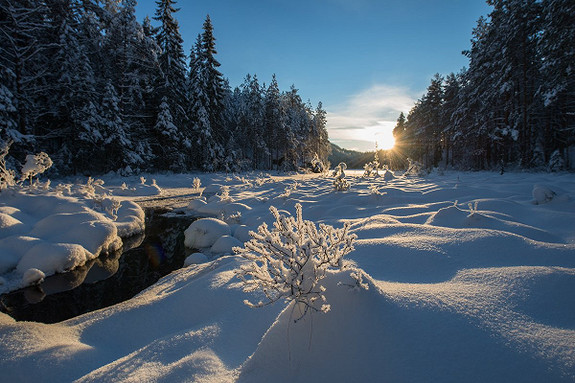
234 203 357 321
332 162 350 191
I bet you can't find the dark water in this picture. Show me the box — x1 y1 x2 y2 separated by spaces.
0 209 195 324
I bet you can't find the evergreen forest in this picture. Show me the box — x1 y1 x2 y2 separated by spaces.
0 0 330 175
393 0 574 172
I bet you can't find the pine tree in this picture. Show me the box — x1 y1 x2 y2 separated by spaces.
539 0 575 168
153 0 188 168
0 0 50 153
43 0 99 173
264 75 287 169
312 101 330 166
153 96 185 170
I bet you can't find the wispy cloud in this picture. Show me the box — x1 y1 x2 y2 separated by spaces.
327 84 417 151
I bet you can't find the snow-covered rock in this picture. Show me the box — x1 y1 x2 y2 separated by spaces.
210 235 243 255
184 218 231 249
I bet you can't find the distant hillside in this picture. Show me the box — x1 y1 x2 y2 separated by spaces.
328 143 374 170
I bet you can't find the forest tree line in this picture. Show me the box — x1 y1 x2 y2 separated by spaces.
0 0 330 175
393 0 574 171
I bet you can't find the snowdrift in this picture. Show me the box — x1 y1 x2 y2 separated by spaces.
0 170 574 382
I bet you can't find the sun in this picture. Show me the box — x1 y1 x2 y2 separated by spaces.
376 129 396 151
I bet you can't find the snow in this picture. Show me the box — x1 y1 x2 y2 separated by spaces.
0 180 146 293
184 217 231 249
0 170 575 382
184 252 209 265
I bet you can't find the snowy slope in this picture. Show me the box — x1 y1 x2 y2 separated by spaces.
0 170 574 382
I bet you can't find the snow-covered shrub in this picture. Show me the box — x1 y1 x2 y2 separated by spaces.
92 197 122 220
368 184 386 197
20 152 52 185
278 181 300 199
74 177 107 198
363 150 380 178
309 153 326 173
0 140 16 190
405 158 426 176
218 185 232 202
192 177 202 193
332 162 350 191
235 203 357 321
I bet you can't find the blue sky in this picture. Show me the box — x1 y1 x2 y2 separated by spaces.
135 0 492 152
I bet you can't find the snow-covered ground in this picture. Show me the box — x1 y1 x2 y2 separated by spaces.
0 170 574 382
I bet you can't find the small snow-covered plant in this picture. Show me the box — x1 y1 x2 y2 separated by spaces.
192 177 201 190
363 146 380 178
54 183 72 196
219 185 232 202
332 162 350 191
140 176 146 185
405 158 425 176
309 153 325 173
368 184 385 197
467 201 479 216
0 140 16 190
121 182 128 190
92 197 121 220
235 203 357 321
75 177 106 197
20 152 53 185
278 181 300 199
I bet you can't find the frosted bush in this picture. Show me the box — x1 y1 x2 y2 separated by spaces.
76 177 106 198
0 141 16 190
235 203 357 321
219 185 232 202
20 152 53 185
92 197 122 220
278 181 300 199
363 149 380 178
405 158 425 176
332 162 350 191
309 153 326 173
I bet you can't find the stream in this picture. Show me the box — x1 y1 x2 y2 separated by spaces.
0 208 196 324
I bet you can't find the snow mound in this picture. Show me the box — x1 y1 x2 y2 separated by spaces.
184 218 231 249
211 235 243 255
0 191 145 292
532 184 556 204
232 225 252 242
114 179 162 197
22 268 45 286
381 169 395 180
184 253 209 265
425 204 560 243
187 198 207 211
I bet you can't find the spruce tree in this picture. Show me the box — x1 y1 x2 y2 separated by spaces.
153 0 188 168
